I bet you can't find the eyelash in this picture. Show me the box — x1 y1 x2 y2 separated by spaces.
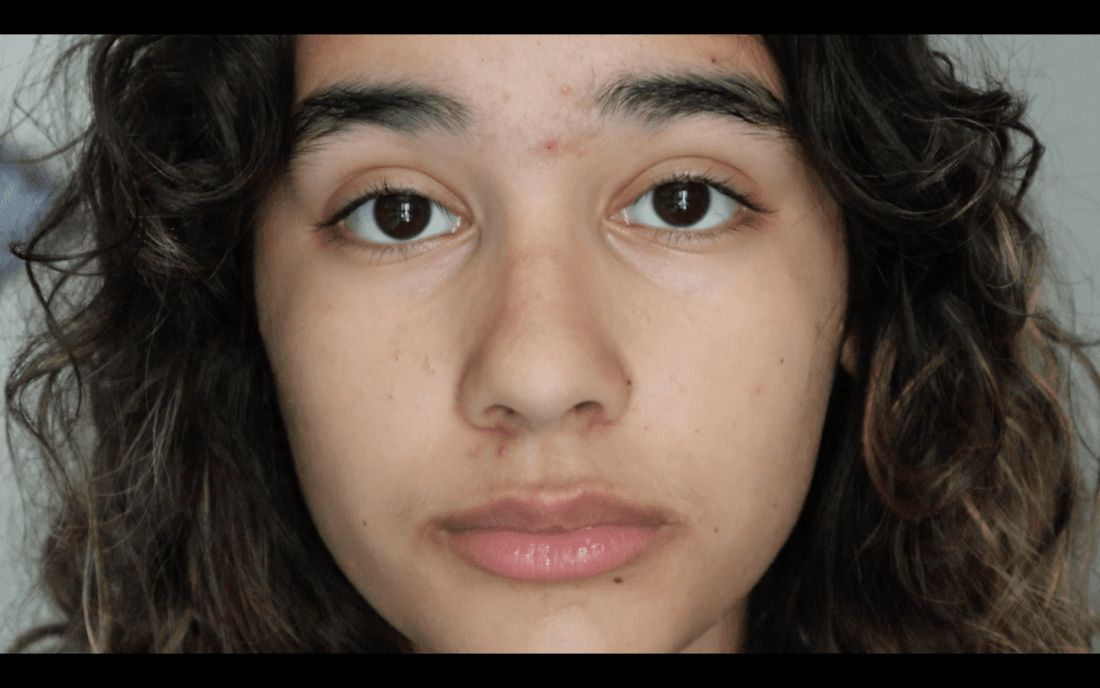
315 170 768 261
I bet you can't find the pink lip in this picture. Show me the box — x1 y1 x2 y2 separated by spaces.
440 492 672 534
438 492 678 581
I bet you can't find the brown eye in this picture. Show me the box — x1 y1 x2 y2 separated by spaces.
373 194 432 240
623 179 739 231
652 181 711 226
346 192 460 244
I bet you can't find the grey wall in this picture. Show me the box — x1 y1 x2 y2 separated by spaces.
1 35 1098 652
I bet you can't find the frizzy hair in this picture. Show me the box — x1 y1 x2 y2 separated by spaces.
3 35 1098 652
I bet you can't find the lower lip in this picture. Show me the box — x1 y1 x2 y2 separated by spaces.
446 525 665 581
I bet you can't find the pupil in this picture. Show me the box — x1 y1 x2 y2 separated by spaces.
653 181 710 227
374 194 431 240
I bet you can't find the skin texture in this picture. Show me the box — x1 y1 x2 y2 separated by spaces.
254 35 858 653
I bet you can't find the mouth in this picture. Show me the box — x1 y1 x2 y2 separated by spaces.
437 491 679 581
440 492 673 534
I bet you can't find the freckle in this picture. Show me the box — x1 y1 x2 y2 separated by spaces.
613 577 623 584
627 379 632 386
363 521 368 527
780 358 784 364
501 92 510 103
714 526 719 533
388 393 393 400
560 85 571 96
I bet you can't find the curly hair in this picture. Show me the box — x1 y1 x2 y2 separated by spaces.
3 35 1098 652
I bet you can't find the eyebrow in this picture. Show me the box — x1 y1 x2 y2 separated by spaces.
591 71 790 133
289 71 791 165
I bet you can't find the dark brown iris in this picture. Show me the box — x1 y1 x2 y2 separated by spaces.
652 181 710 227
373 194 432 240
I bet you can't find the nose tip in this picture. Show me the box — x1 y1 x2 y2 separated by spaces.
456 251 631 439
484 398 609 435
461 337 628 436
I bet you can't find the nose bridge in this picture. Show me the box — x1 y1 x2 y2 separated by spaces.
457 208 630 436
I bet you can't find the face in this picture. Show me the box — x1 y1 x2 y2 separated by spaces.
255 35 857 653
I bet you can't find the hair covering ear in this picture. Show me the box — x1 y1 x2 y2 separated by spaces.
840 330 858 378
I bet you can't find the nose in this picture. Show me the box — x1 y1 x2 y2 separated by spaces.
456 234 632 438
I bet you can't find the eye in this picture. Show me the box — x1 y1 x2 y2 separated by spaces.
345 192 460 245
622 179 741 231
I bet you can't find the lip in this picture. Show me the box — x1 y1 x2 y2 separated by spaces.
440 492 674 534
437 491 679 581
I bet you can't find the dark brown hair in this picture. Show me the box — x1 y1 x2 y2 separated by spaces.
4 35 1098 652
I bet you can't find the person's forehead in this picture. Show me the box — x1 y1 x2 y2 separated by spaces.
287 36 793 167
295 35 783 105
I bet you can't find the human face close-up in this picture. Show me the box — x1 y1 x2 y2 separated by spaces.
254 35 858 653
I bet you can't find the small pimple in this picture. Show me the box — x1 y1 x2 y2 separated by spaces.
560 85 571 96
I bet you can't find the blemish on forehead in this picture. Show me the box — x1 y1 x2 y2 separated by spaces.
536 136 585 156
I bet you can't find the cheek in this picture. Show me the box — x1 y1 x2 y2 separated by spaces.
678 282 837 522
259 273 441 534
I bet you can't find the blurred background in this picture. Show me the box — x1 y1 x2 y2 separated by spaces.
1 36 1098 651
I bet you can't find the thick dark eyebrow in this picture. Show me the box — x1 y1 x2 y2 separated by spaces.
591 71 791 135
288 71 790 166
290 81 472 163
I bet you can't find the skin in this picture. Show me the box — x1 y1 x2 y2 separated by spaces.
254 35 858 653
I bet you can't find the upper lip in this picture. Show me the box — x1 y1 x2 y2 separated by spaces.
440 491 673 534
